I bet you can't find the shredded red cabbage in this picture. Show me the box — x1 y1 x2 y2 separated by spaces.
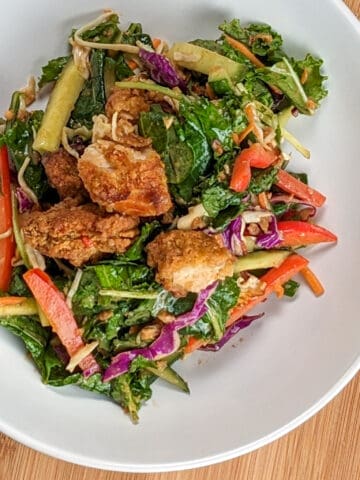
222 217 244 255
256 215 282 249
138 48 187 91
16 187 33 213
200 313 264 352
173 281 217 330
83 361 102 379
103 282 218 382
103 323 180 382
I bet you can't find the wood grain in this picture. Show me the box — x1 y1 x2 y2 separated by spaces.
0 2 359 479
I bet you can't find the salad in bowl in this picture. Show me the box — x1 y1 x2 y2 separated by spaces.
0 9 336 423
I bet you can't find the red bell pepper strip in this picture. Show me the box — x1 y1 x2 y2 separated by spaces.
277 221 337 247
275 169 326 207
23 268 100 374
242 143 278 168
230 151 252 192
230 143 278 192
0 146 15 292
226 254 309 326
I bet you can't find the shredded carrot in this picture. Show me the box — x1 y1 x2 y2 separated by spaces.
306 98 317 111
300 266 325 297
152 37 162 50
300 68 309 85
0 296 27 306
234 123 254 145
224 34 265 68
244 103 263 142
273 284 284 299
126 59 138 71
184 336 205 355
258 191 271 210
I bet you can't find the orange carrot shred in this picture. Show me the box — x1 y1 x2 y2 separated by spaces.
152 37 162 50
0 296 27 306
300 68 309 85
126 59 138 71
224 34 265 68
184 336 205 355
235 124 254 145
300 266 325 297
244 104 263 142
274 284 285 299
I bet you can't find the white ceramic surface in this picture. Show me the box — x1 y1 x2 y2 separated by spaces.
0 0 359 472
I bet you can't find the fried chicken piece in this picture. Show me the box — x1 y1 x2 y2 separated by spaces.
22 199 139 267
92 113 152 148
106 87 151 120
42 149 87 199
146 230 235 297
78 139 172 217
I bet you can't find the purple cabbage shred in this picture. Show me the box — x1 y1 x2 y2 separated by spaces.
139 48 187 91
200 313 264 352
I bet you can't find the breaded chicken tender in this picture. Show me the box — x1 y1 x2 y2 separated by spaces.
42 149 87 199
78 139 172 217
146 230 235 296
22 199 139 267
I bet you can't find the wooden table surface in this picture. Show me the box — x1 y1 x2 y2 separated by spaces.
1 1 359 479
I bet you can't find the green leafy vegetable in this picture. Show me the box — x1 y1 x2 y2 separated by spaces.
114 55 134 81
0 315 49 373
219 19 284 62
38 56 70 88
292 54 328 104
257 58 313 114
80 13 120 43
184 277 240 340
71 49 106 128
201 181 245 218
119 22 152 47
139 106 195 185
190 38 225 54
0 92 49 198
249 166 279 194
8 266 31 297
121 221 161 261
283 279 300 297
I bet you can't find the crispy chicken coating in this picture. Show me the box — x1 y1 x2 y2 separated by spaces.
42 149 87 199
146 230 235 296
78 139 172 217
22 199 139 267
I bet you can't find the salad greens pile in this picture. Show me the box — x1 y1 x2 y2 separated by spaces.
0 11 335 423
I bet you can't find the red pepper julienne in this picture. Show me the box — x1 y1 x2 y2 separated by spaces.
23 268 100 374
0 146 15 292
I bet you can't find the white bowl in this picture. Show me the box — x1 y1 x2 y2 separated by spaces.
0 0 359 472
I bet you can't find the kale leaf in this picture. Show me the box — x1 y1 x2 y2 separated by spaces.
183 277 240 340
119 22 152 47
0 315 49 374
71 49 106 128
249 166 279 194
292 54 328 104
219 19 284 62
257 58 313 114
38 56 70 88
201 180 245 218
80 13 120 43
0 92 49 199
